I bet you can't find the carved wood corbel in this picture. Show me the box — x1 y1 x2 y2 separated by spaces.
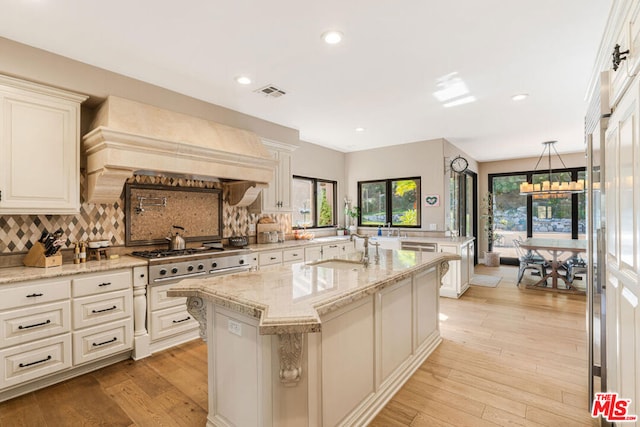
278 333 303 385
187 296 207 341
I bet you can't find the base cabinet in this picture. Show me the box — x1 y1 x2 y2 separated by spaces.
147 282 199 354
0 269 135 401
202 264 442 426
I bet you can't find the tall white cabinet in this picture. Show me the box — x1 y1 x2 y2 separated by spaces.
0 75 87 214
594 2 640 424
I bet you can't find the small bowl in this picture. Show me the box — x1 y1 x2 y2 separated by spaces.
88 240 109 248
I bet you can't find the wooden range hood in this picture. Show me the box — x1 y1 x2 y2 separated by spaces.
82 96 276 205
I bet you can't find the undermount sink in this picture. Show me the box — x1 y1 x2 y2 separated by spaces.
307 259 365 269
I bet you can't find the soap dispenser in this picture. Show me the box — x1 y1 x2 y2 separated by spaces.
377 225 382 236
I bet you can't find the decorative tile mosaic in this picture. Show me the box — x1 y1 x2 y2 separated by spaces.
0 172 290 254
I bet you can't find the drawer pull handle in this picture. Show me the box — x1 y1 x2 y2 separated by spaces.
292 253 299 256
329 245 338 248
92 305 117 314
26 293 43 298
98 282 112 287
18 319 51 330
172 316 191 324
19 355 52 368
270 257 277 260
93 337 117 347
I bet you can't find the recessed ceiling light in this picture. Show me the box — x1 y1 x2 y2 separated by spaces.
321 30 343 45
355 127 365 132
235 76 252 85
511 93 529 101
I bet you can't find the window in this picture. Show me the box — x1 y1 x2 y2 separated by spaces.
489 167 586 262
358 177 421 227
292 176 336 228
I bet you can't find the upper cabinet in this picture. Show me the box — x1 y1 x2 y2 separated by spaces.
0 75 87 214
610 1 640 108
253 139 297 213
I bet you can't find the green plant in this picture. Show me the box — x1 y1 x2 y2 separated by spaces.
318 188 333 226
481 192 503 251
399 208 417 225
346 206 359 228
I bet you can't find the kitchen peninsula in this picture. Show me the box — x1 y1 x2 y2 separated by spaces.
168 249 457 426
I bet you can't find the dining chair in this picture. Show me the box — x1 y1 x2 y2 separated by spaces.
566 255 588 284
513 239 548 286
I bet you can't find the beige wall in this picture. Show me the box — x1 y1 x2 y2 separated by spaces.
477 151 586 255
291 140 347 226
345 138 476 232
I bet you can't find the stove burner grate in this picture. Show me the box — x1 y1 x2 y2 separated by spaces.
131 247 224 259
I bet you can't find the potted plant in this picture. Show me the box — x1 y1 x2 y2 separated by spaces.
481 192 503 267
346 206 359 234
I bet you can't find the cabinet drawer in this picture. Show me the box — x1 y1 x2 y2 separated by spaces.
0 333 72 389
150 305 198 342
0 279 70 311
322 244 340 259
149 283 187 311
0 301 70 349
72 270 131 298
72 318 132 365
259 251 283 266
72 289 133 330
283 248 304 263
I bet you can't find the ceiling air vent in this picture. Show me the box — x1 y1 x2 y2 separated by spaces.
255 84 286 98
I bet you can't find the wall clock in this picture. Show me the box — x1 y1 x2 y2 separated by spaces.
450 155 469 173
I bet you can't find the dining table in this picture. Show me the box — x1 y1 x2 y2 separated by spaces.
518 238 587 293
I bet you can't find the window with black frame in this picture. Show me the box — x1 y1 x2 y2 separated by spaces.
358 177 421 227
489 168 585 263
292 176 337 228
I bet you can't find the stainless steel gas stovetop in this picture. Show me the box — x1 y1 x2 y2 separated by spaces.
131 245 252 283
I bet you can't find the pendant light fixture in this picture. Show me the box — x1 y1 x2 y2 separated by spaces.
519 141 585 199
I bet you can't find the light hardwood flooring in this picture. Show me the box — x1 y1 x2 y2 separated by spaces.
0 265 596 426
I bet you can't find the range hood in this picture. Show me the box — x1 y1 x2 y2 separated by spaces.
82 96 277 204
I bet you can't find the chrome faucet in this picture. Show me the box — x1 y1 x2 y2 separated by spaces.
386 222 392 237
350 233 369 266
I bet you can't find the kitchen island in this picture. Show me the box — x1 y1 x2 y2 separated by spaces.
168 249 457 427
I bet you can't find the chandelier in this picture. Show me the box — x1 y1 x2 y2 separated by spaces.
519 141 584 199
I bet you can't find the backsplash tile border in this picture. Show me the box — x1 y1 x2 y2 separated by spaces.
0 172 290 254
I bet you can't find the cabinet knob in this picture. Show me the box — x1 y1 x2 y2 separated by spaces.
613 43 630 71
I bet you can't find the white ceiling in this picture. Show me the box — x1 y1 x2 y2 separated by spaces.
0 0 611 161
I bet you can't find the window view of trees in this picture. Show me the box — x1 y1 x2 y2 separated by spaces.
359 178 420 227
490 168 587 259
292 176 336 228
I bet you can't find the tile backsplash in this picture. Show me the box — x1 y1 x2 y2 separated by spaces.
0 172 290 254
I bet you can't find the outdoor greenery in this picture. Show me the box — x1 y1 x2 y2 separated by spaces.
318 188 332 226
359 178 419 226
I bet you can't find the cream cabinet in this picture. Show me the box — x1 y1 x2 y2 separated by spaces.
439 241 474 299
0 74 87 214
0 277 71 391
603 74 640 416
0 269 135 401
70 270 133 365
254 139 297 212
147 281 199 353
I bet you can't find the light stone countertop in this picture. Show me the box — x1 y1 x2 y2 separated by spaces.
246 235 351 252
168 249 459 335
0 256 147 285
247 235 474 253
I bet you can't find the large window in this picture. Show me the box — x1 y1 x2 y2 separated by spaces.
292 176 336 228
489 168 586 261
358 177 421 227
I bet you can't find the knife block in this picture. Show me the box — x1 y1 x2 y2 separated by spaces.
23 242 63 268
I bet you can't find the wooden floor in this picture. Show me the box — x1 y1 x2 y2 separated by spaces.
0 265 596 426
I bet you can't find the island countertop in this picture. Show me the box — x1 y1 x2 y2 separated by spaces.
168 249 458 335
